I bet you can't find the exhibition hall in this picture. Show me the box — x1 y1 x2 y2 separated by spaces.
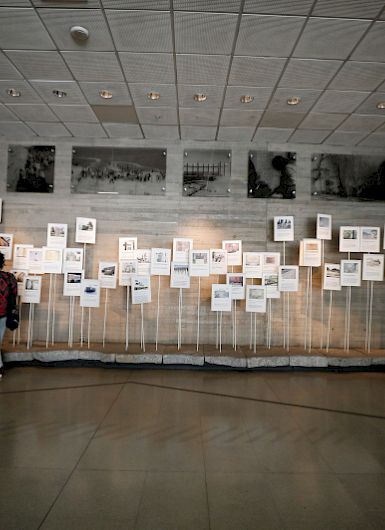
0 1 384 529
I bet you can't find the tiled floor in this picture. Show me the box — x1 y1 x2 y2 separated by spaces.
0 367 384 530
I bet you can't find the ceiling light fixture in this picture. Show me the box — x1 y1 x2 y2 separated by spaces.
6 88 21 97
194 93 207 102
99 90 113 99
240 95 254 104
376 101 385 109
147 91 160 101
287 96 301 106
52 90 67 98
70 25 89 42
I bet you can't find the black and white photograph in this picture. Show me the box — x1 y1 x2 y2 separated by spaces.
71 147 166 195
63 271 84 297
11 269 27 296
316 213 332 240
274 216 294 241
118 237 137 260
262 272 280 299
75 217 97 245
80 279 101 308
98 262 117 289
312 153 385 201
210 249 228 275
183 150 231 197
246 285 266 313
339 226 360 253
211 284 232 312
22 275 42 304
341 259 362 287
135 249 151 275
0 233 13 260
119 259 138 287
47 223 67 249
360 227 380 253
190 249 210 277
150 248 171 276
248 151 296 199
7 145 55 193
279 265 299 292
170 262 190 289
323 263 341 291
132 275 152 304
362 254 384 282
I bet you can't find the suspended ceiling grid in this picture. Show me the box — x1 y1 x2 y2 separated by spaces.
0 0 385 147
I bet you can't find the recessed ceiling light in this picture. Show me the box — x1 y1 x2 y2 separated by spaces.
287 96 301 106
376 101 385 109
240 95 254 104
194 93 207 102
99 90 113 99
52 90 67 98
6 88 20 97
70 25 89 42
147 91 160 101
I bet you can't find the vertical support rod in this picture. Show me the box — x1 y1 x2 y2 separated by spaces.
155 275 160 351
125 285 129 351
102 289 108 347
45 274 53 348
196 277 201 352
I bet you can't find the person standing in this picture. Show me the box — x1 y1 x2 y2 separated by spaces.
0 254 18 379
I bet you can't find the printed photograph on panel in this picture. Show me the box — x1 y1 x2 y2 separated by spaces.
311 153 385 201
7 145 55 193
183 150 231 197
248 151 296 199
71 147 166 195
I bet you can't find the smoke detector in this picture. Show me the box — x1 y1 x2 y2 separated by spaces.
70 26 89 42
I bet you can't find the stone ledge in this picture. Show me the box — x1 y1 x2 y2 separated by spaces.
163 345 204 366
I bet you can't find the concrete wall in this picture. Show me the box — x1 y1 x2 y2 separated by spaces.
0 137 384 350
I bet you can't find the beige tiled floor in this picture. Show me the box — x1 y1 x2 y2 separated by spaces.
0 367 384 529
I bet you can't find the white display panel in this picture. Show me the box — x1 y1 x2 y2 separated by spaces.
151 248 171 276
362 254 384 282
339 226 360 253
27 248 44 274
173 238 193 265
274 216 294 242
119 259 137 287
47 223 67 249
170 262 190 288
43 247 63 274
262 272 280 299
246 285 266 313
189 249 210 277
222 240 242 266
98 262 117 289
80 279 101 307
131 275 152 304
11 269 27 297
75 217 96 245
323 263 341 291
63 271 84 297
278 265 299 292
316 214 332 240
210 248 228 275
226 272 245 300
135 249 151 275
243 252 263 278
211 284 231 312
118 237 137 261
21 275 42 304
63 248 83 273
359 227 380 253
262 252 280 274
0 233 13 261
13 244 33 269
341 260 361 287
299 239 321 267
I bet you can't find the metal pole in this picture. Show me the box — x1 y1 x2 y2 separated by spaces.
326 290 333 353
141 303 146 352
155 275 160 351
368 281 374 353
125 285 129 351
102 289 108 347
45 274 52 348
196 276 201 352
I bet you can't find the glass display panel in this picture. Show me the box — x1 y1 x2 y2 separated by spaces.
7 145 55 193
248 151 296 199
183 150 231 197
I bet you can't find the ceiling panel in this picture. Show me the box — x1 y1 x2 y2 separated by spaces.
49 104 98 122
338 114 385 132
7 103 59 122
0 80 42 104
129 83 177 107
354 92 385 115
0 8 54 50
30 81 87 104
179 107 220 126
102 0 170 8
289 129 331 143
178 85 225 109
217 126 255 140
0 121 35 138
64 122 107 137
229 57 286 86
244 0 313 15
293 18 370 59
91 105 138 123
174 0 241 12
236 15 305 57
103 123 143 138
267 88 322 113
176 54 230 85
312 0 384 19
298 112 347 130
135 106 178 125
0 0 31 5
27 122 72 137
119 53 175 84
324 131 368 145
4 51 73 81
174 12 237 55
38 8 114 51
79 82 132 105
279 58 342 89
329 61 385 91
142 125 179 139
33 0 101 7
0 104 17 121
220 108 262 127
313 90 370 113
0 52 23 80
351 22 385 62
106 10 172 52
62 52 124 82
224 86 273 109
180 126 217 140
359 132 385 146
253 127 294 142
260 111 307 128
